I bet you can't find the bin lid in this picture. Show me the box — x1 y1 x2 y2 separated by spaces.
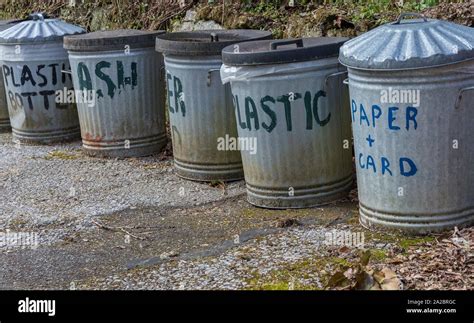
155 29 272 56
0 13 84 45
339 13 474 70
64 29 166 51
222 37 348 66
0 19 25 32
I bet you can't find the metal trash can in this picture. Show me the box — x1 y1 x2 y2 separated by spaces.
64 29 167 157
221 37 353 208
156 29 272 181
0 13 84 143
0 19 23 132
339 13 474 233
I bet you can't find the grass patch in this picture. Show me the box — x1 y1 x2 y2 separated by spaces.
44 150 79 160
369 248 388 262
398 236 435 250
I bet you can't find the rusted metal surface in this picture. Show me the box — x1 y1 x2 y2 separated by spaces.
156 30 272 181
225 57 353 208
65 30 167 157
164 55 243 181
221 37 353 208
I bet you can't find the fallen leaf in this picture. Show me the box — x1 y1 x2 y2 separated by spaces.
355 270 376 290
379 268 401 290
359 250 371 267
275 218 300 228
339 246 350 253
326 271 351 289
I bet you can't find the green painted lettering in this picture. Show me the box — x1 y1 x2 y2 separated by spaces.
304 91 313 130
277 93 301 131
95 61 116 98
167 73 174 113
131 62 137 88
173 76 185 117
77 63 92 91
233 94 246 129
20 65 35 86
260 95 276 133
313 90 330 126
245 96 259 131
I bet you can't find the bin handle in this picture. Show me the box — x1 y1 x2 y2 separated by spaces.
29 12 48 21
454 86 474 110
207 68 221 86
269 38 303 50
394 12 428 24
342 78 349 85
324 71 348 92
210 32 219 42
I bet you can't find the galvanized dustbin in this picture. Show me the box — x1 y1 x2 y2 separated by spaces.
0 19 23 132
156 30 272 181
339 14 474 233
64 30 167 157
221 37 353 208
0 13 84 143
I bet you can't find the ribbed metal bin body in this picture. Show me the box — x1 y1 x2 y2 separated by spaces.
164 54 243 181
348 62 474 233
68 48 166 157
339 15 474 233
0 19 22 132
0 42 80 143
0 68 10 131
229 57 353 208
156 29 272 182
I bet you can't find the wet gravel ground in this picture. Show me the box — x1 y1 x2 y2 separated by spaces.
0 132 244 231
80 224 380 290
1 132 466 290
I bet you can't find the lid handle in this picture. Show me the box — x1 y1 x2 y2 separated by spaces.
269 38 303 50
29 12 48 21
210 32 219 42
394 12 428 24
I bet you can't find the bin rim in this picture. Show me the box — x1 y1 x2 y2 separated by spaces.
0 18 26 26
155 29 272 56
221 37 348 66
64 29 166 52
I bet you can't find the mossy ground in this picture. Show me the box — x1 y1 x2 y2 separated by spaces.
240 219 440 290
244 256 353 290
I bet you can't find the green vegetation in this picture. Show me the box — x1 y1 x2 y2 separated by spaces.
398 236 435 250
245 257 349 290
369 248 388 261
44 150 79 160
0 0 468 41
0 0 185 31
